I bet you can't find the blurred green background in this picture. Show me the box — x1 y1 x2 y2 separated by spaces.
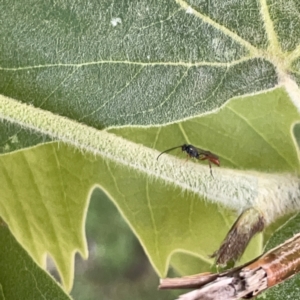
59 189 181 300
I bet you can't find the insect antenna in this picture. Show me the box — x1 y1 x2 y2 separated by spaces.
157 145 183 160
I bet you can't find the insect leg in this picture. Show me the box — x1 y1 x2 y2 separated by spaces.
198 156 214 178
208 161 214 178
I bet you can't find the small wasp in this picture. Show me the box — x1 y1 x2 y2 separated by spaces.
157 144 220 177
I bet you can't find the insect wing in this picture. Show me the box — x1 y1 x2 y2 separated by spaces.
209 156 220 166
197 148 220 166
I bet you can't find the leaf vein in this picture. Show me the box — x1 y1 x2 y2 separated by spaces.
176 0 259 55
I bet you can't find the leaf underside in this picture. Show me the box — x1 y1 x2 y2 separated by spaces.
0 223 71 300
1 0 300 297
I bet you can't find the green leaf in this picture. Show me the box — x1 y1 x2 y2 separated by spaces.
1 89 299 292
111 88 300 173
1 1 300 298
0 144 90 291
0 141 240 288
0 223 71 300
0 0 279 127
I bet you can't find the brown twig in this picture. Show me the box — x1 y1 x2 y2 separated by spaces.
159 233 300 300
